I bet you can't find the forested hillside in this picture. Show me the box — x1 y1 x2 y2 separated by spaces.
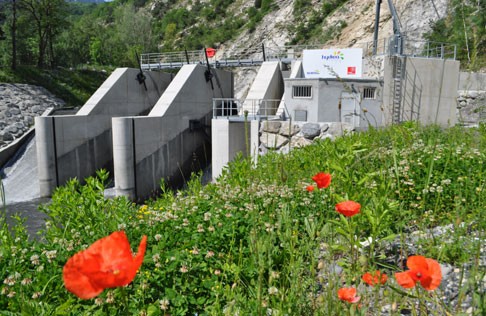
0 0 484 71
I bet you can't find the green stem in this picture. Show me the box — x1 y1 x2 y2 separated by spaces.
119 286 129 315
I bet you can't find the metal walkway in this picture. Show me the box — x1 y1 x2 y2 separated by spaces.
140 39 456 71
140 44 311 70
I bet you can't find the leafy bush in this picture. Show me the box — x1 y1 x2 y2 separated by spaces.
0 124 484 315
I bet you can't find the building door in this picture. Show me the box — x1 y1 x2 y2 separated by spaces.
340 92 360 128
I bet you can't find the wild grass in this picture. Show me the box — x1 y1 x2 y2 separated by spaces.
0 123 484 315
0 66 109 108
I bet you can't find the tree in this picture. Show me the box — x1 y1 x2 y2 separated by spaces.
18 0 68 67
0 0 18 69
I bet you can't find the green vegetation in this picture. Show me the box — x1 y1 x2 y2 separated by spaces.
1 124 484 315
0 66 109 107
0 0 278 69
288 0 350 45
424 0 486 70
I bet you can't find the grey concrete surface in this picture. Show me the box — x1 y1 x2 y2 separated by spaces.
211 119 259 180
113 64 234 200
35 68 173 197
243 61 284 114
383 56 460 126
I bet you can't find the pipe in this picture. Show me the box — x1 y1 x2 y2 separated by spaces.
373 0 382 55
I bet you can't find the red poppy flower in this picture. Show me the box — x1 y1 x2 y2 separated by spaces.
63 231 147 299
338 287 360 303
335 200 361 217
311 172 331 189
395 255 442 291
362 270 388 286
306 185 315 192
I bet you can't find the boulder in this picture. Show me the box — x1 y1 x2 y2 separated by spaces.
260 132 288 149
1 132 14 142
31 105 42 113
6 125 18 134
8 107 21 116
301 123 321 139
290 136 312 148
279 122 300 136
319 133 335 141
320 123 330 133
261 121 281 133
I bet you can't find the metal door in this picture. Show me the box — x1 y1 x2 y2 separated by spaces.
340 92 360 128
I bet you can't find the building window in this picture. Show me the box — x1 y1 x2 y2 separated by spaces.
292 85 312 98
363 87 376 99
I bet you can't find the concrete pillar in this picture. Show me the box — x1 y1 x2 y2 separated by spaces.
250 120 260 164
211 119 260 181
112 117 136 199
211 119 230 180
35 116 57 197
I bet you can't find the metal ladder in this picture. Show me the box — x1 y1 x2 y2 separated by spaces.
392 56 405 123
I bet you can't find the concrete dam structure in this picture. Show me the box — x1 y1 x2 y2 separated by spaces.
113 64 233 200
35 67 172 197
35 64 233 200
33 41 461 202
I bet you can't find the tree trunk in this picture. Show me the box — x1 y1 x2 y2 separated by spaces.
11 0 17 70
37 26 46 67
48 27 54 68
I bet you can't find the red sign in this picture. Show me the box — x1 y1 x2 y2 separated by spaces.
205 48 216 58
347 66 356 75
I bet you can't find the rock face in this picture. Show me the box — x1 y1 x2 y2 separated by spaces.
0 84 64 147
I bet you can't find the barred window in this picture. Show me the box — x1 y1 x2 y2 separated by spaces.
363 87 376 99
292 85 312 98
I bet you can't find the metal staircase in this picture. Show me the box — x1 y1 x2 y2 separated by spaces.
392 55 405 123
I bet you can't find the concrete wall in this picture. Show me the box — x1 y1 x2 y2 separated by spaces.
277 60 302 117
211 119 259 180
459 72 486 91
383 56 460 126
113 64 233 200
0 127 35 169
284 78 384 128
35 68 172 197
243 61 284 114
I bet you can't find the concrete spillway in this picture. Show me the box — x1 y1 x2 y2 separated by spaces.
113 64 234 200
1 136 39 204
34 65 234 201
35 68 173 197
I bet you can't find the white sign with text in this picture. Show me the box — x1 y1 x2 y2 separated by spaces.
302 49 363 79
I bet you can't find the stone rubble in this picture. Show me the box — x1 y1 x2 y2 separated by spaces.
457 90 486 127
0 84 64 147
259 121 355 154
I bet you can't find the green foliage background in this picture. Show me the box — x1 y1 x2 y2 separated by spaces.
0 0 484 72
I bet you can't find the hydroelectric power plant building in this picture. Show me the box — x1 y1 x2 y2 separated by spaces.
30 0 467 200
32 35 460 201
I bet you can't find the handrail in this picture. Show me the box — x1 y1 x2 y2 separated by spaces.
141 37 457 70
212 98 290 121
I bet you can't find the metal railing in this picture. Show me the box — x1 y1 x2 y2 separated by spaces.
141 37 457 70
212 98 290 120
362 36 457 59
140 50 206 70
